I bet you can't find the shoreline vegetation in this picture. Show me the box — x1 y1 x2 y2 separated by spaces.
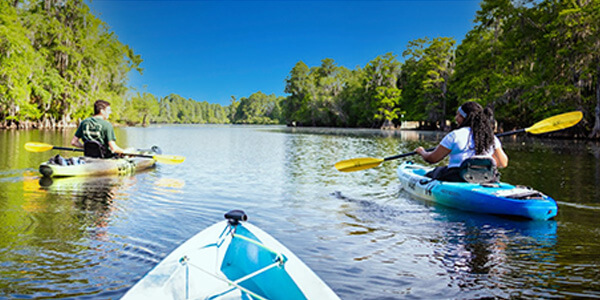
1 1 599 139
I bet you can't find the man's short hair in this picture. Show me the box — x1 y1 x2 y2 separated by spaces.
94 100 111 115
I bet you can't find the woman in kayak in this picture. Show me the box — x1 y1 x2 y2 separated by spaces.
414 101 508 182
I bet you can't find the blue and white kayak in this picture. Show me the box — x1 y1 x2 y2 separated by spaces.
121 210 340 300
397 161 558 220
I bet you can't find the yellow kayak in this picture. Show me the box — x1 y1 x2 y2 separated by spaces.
39 152 156 177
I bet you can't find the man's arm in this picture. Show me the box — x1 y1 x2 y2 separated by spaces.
71 136 83 148
108 141 125 154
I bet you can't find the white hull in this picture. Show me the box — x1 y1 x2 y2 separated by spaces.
122 219 339 300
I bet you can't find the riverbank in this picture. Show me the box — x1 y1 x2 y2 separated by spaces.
2 118 591 140
0 120 141 130
0 119 77 130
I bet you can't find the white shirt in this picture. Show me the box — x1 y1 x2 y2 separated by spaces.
439 127 501 168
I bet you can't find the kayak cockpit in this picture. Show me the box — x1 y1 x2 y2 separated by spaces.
122 210 340 300
220 226 304 300
175 211 308 299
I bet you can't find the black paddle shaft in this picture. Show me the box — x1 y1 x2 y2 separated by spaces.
53 146 84 152
495 128 526 138
51 145 155 159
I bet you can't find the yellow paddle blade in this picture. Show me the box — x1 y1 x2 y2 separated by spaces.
335 157 384 172
526 111 583 135
153 154 185 165
24 142 54 152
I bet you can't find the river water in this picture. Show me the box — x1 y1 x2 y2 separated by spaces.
0 125 599 299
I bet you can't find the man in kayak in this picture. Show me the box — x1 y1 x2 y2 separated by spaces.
70 100 126 158
414 101 509 182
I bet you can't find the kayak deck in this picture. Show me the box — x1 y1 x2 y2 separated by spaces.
39 153 156 178
122 211 339 300
398 161 558 220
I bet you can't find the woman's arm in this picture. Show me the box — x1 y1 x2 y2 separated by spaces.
415 145 451 164
492 147 508 168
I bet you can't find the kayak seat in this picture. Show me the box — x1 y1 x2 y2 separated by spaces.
459 157 499 184
84 140 110 158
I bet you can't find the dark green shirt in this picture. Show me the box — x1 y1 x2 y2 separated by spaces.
74 116 116 151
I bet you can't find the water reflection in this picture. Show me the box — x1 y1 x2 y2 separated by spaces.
432 209 557 291
276 126 445 142
154 178 185 192
0 175 127 297
334 189 559 298
39 176 123 232
2 171 190 298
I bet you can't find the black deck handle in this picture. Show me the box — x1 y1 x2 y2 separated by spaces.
224 210 248 226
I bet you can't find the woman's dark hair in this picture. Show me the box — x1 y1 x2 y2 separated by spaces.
458 101 495 155
94 100 111 115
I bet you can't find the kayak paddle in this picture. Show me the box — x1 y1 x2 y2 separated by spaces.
24 142 185 165
335 111 583 172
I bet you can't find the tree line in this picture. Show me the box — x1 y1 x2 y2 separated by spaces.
1 0 142 129
118 91 283 126
1 0 599 137
0 0 281 128
282 0 600 136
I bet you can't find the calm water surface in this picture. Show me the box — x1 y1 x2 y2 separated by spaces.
1 125 599 299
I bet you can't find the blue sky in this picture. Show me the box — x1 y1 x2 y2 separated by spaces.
87 0 481 106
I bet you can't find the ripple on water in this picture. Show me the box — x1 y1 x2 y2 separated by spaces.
2 127 600 299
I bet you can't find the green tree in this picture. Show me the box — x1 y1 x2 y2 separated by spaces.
0 1 43 128
228 96 239 121
451 0 598 133
357 53 402 128
232 91 282 124
402 37 455 129
283 61 312 125
548 0 600 137
374 86 403 128
0 0 142 128
132 92 160 126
